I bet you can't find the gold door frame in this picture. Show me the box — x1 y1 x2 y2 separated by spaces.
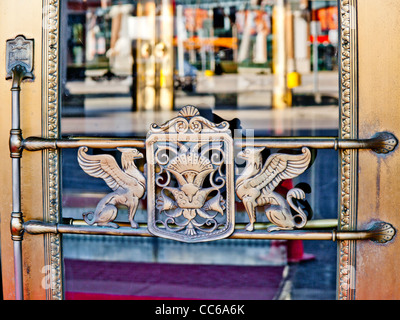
337 0 358 300
0 0 392 300
42 0 62 300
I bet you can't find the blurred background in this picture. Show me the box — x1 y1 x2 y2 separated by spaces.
60 0 339 300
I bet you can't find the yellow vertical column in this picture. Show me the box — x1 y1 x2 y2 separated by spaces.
272 0 291 109
137 0 156 111
157 0 174 111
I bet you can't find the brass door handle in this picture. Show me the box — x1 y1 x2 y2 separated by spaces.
11 104 399 244
234 132 398 154
17 131 398 154
6 35 34 301
23 219 396 244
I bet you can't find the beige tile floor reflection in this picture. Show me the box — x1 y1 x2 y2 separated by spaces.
61 106 338 135
62 72 339 136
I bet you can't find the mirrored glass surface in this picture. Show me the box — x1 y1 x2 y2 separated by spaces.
61 0 339 300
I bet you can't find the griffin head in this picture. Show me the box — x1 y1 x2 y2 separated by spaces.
237 147 265 159
237 147 265 170
117 147 143 170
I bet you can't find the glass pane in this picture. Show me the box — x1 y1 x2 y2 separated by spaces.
61 0 338 300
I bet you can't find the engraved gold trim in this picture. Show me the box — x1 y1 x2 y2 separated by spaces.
338 0 358 300
42 0 62 300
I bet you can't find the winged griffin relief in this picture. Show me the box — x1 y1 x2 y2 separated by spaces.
235 147 312 232
76 105 313 241
77 147 146 228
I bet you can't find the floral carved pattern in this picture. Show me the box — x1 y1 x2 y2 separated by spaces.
338 0 358 300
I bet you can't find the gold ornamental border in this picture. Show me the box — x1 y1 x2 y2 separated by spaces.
42 0 62 300
40 0 359 300
338 0 358 300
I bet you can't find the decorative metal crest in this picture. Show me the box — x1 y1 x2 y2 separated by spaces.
146 106 235 242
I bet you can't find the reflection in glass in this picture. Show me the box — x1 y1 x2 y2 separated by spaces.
61 0 338 300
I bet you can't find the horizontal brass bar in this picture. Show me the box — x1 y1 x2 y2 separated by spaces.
23 219 394 243
21 132 397 154
22 137 146 151
236 132 397 154
236 137 339 149
68 218 338 230
237 138 376 149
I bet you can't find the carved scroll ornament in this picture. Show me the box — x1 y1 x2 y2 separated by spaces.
77 106 313 242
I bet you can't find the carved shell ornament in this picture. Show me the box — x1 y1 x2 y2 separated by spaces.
178 105 199 118
77 106 314 241
149 105 230 134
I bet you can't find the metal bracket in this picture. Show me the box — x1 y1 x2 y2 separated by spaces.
6 35 34 83
368 132 398 154
7 35 34 159
366 221 397 244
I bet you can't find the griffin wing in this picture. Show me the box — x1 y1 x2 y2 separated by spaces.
248 147 311 193
77 147 139 191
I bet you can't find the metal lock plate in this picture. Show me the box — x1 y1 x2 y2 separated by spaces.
6 35 34 79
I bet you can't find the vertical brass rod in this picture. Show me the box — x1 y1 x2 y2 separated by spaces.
11 89 20 129
13 240 23 300
12 158 21 213
11 105 23 300
9 65 29 301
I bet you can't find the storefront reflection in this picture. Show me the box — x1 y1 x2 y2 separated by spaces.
61 0 339 300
